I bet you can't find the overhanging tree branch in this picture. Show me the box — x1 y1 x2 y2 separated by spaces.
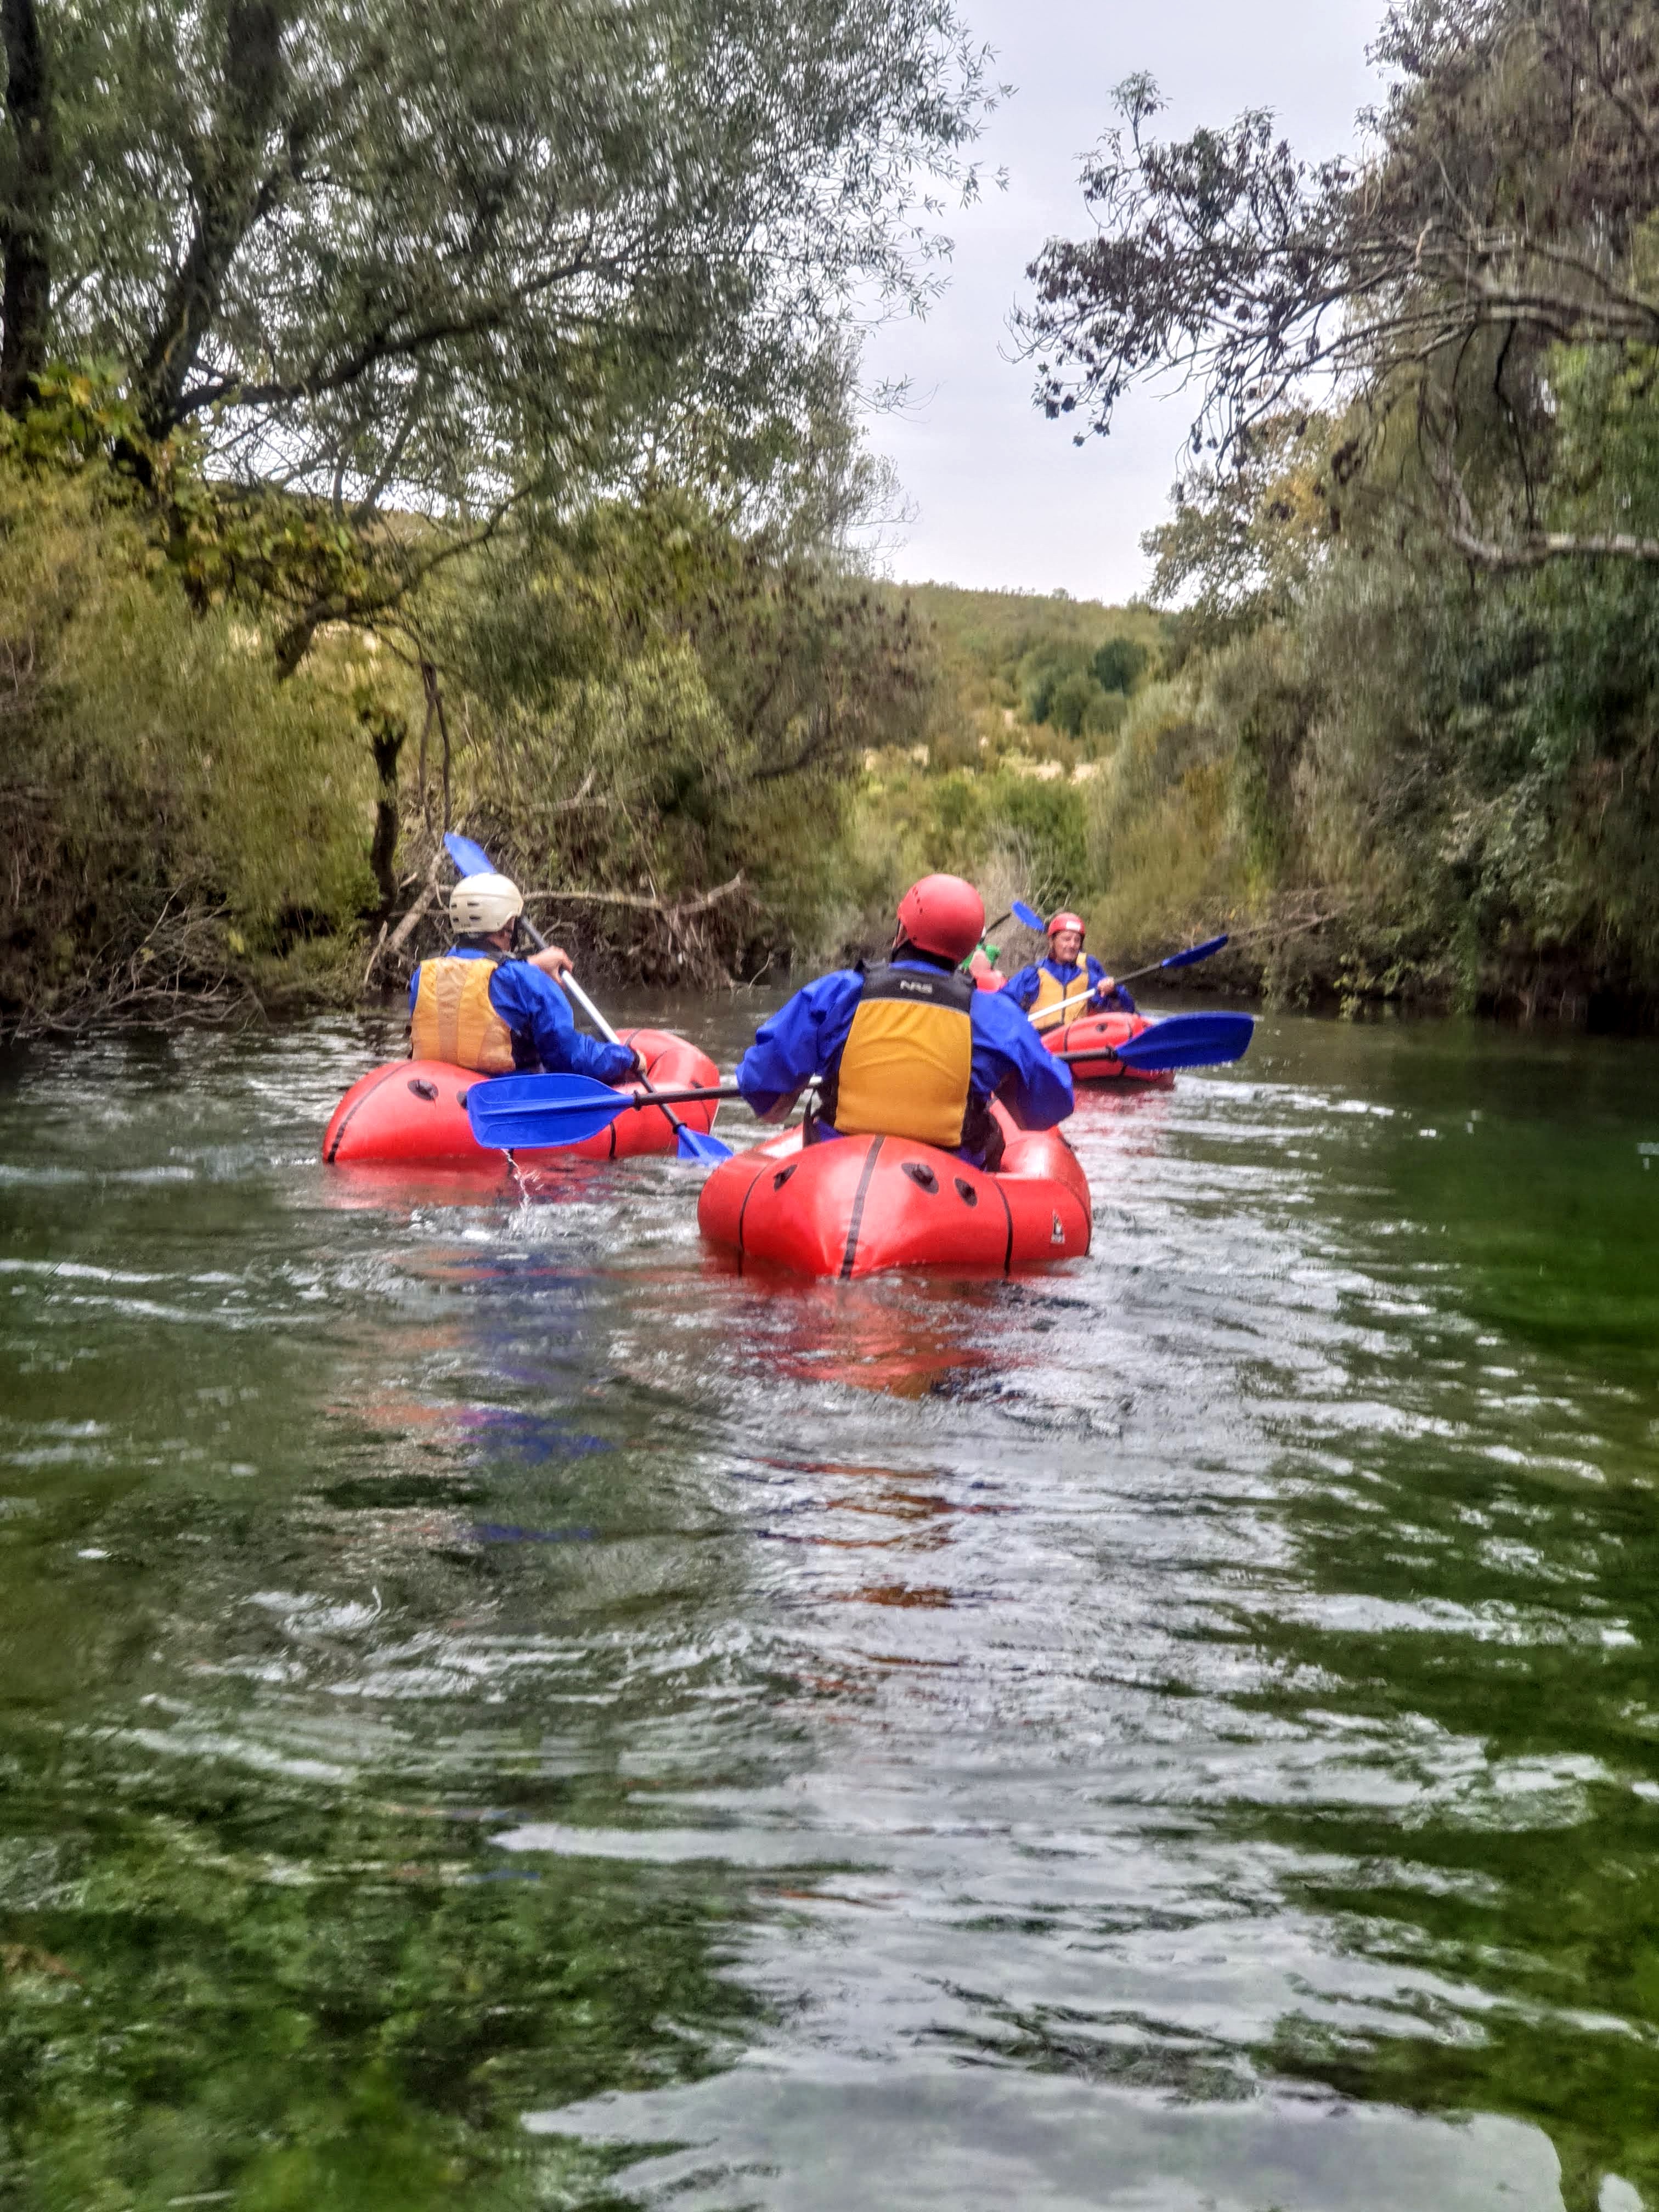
1016 2 1659 566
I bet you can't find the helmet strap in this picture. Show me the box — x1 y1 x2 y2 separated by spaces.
890 936 956 973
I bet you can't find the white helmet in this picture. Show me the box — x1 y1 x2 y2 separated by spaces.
449 872 523 935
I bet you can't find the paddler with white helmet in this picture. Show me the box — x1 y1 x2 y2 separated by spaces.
734 873 1074 1170
408 872 642 1082
1004 910 1136 1034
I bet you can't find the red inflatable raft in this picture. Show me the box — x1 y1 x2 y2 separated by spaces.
1041 1009 1175 1087
322 1028 721 1170
698 1105 1091 1279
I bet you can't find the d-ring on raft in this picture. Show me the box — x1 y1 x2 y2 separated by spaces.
697 1103 1091 1279
321 1029 721 1170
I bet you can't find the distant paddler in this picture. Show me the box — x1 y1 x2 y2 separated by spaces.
733 873 1074 1172
408 872 643 1082
1003 911 1135 1033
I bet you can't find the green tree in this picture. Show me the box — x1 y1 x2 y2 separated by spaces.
1017 4 1659 575
439 490 939 978
1090 635 1148 693
1 0 995 662
1142 413 1339 657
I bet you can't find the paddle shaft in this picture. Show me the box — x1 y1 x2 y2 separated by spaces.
524 1082 746 1117
1031 970 1122 1030
1032 936 1231 1029
554 966 697 1139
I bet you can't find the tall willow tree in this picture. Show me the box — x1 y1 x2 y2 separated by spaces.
0 0 992 656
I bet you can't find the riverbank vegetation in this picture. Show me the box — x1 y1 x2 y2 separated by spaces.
0 0 996 1034
1011 0 1659 1022
9 0 1659 1035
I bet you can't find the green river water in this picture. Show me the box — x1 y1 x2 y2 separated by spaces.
3 998 1659 2211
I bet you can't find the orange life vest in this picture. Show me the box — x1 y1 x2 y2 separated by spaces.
1031 960 1092 1032
409 955 516 1073
826 963 975 1150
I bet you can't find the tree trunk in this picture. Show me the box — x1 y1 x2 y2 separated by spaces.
135 0 288 441
421 662 452 831
0 0 53 415
368 716 405 922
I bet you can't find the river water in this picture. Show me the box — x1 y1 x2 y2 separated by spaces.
3 998 1658 2212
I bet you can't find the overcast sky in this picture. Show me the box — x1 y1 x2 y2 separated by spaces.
860 0 1389 603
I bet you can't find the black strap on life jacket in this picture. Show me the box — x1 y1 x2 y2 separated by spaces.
820 960 997 1160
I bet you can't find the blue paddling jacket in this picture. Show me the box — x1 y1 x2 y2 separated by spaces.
408 945 636 1082
736 952 1074 1169
1004 953 1136 1029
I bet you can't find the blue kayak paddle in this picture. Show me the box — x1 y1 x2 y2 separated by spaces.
1008 893 1229 991
444 830 495 879
557 968 732 1165
442 831 731 1163
1117 933 1229 988
1057 1011 1254 1073
1007 896 1228 987
1039 932 1233 1025
963 896 1037 971
469 1074 744 1153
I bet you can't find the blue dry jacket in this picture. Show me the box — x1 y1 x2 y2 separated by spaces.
736 955 1075 1165
408 947 636 1083
1003 953 1137 1017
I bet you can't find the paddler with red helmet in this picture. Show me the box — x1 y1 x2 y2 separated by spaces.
734 874 1074 1170
1004 910 1136 1034
408 872 642 1082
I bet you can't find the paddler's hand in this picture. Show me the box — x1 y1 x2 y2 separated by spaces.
757 1084 807 1125
529 944 574 979
1094 976 1115 1003
627 1049 648 1081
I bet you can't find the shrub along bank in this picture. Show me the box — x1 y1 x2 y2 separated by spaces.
0 395 1172 1037
0 444 940 1032
9 404 1655 1036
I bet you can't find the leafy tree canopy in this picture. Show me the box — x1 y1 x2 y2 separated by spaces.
1 0 996 530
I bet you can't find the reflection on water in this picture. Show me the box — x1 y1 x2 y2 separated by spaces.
3 1002 1659 2209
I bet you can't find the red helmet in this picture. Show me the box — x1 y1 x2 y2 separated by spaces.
895 873 985 963
1047 911 1086 939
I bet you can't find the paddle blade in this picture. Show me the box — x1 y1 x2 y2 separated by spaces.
1161 933 1229 972
675 1124 732 1164
1011 899 1046 933
1113 1012 1255 1073
444 831 494 879
466 1071 627 1150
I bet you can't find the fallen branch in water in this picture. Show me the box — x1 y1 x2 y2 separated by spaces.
364 840 448 988
1217 904 1350 950
522 873 746 916
16 893 263 1039
524 873 751 988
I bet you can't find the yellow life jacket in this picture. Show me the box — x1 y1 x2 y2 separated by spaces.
828 962 975 1150
1031 960 1091 1032
409 955 516 1073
